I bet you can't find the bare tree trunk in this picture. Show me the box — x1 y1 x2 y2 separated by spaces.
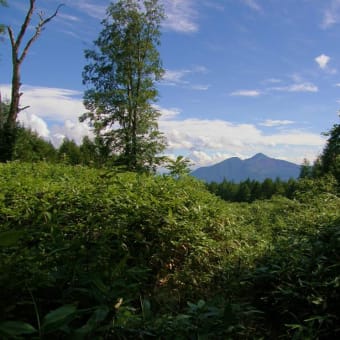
0 92 2 124
9 60 21 129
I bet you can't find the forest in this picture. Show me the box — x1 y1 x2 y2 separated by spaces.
0 0 340 338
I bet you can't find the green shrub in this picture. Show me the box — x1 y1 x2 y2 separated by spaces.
0 163 339 338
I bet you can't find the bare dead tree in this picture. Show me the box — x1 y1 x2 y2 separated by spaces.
0 0 63 162
7 0 63 127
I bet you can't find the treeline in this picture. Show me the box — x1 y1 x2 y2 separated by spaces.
10 126 113 167
300 122 340 181
207 120 340 202
206 177 298 202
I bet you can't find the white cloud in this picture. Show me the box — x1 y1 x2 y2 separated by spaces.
0 84 325 167
159 116 325 167
189 151 234 167
315 54 337 74
259 120 295 127
0 84 89 146
18 112 50 138
50 120 93 147
322 0 340 28
263 78 282 84
288 83 319 93
315 54 330 69
271 83 318 93
3 85 84 122
243 0 262 12
162 69 190 85
155 105 181 120
162 0 198 33
323 11 337 28
161 66 208 90
68 0 106 20
230 90 262 97
190 84 210 91
57 13 81 23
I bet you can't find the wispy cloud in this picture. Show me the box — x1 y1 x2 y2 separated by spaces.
230 90 262 97
70 1 106 20
58 13 81 23
162 0 199 33
322 0 340 28
191 84 210 91
58 0 200 34
153 105 181 120
232 77 318 97
242 0 262 12
271 83 318 93
259 120 295 127
161 66 209 90
263 78 282 84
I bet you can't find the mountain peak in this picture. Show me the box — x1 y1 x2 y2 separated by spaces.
250 153 269 160
191 153 300 183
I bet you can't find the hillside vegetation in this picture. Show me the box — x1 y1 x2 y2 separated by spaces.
0 162 339 339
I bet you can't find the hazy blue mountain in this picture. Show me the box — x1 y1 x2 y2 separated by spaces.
191 153 301 183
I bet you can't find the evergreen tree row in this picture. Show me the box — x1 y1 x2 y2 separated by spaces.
9 126 113 167
206 177 298 202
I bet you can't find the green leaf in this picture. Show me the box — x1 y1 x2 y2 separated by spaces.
0 321 37 336
141 298 152 320
72 306 110 338
0 230 24 247
42 305 77 334
92 305 110 323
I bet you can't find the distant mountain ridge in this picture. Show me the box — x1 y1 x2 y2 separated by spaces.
191 153 301 183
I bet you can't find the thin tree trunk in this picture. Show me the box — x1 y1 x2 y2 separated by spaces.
0 0 63 162
9 60 21 129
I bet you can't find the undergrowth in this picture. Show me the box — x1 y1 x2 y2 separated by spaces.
0 162 339 338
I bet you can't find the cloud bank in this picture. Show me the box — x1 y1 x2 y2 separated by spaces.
0 84 325 167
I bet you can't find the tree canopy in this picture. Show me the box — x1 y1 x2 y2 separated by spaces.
320 119 340 180
81 0 166 172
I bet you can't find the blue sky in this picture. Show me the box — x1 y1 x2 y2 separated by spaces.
1 0 340 167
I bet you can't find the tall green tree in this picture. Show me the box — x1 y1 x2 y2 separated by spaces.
79 136 112 167
299 158 313 179
58 138 82 165
13 126 57 162
165 155 192 178
81 0 166 172
320 119 340 180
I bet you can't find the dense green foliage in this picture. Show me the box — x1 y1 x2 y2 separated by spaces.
305 119 340 182
2 126 114 166
0 162 339 338
206 177 298 202
320 121 340 180
82 0 166 172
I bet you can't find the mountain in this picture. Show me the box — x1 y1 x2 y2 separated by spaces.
191 153 301 183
